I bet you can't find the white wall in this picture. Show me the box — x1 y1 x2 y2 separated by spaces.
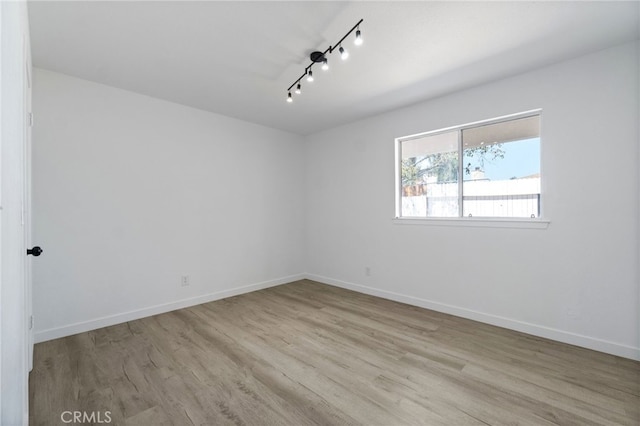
1 1 31 423
32 69 305 341
33 42 639 361
305 41 640 360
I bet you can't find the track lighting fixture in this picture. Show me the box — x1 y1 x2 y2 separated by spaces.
286 18 363 103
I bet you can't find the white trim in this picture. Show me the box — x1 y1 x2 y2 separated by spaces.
394 137 402 218
304 273 640 361
393 217 550 229
34 273 305 343
0 0 4 418
34 271 639 360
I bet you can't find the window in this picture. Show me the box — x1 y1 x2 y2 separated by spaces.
396 111 541 219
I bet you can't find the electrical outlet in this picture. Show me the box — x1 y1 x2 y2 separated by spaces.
181 275 190 287
365 266 371 277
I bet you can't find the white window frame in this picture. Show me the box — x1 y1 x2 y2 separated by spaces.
394 109 549 229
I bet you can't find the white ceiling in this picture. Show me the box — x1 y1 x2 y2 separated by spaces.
28 1 640 135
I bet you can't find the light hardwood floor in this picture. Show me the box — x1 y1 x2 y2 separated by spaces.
30 280 639 425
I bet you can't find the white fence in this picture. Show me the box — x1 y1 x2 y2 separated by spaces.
402 177 540 218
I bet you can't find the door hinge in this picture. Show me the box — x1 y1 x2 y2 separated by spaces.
28 112 34 127
29 315 34 330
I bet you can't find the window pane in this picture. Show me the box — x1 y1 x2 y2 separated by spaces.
400 130 459 217
462 115 540 218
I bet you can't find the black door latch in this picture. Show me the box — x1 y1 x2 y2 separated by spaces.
27 246 43 256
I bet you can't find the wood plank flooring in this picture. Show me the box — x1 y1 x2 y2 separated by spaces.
30 280 640 425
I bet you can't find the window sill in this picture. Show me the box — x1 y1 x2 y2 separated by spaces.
393 217 550 229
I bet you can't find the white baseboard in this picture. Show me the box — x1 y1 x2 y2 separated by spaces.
35 272 639 361
34 273 306 343
304 273 640 361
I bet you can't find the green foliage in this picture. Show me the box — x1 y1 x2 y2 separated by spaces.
464 144 505 175
402 144 505 186
401 152 457 186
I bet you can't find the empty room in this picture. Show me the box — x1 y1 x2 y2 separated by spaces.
1 1 639 425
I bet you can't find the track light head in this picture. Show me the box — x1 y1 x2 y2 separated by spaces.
339 45 349 60
307 70 314 82
354 29 363 46
287 92 293 103
295 83 301 94
322 57 329 71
